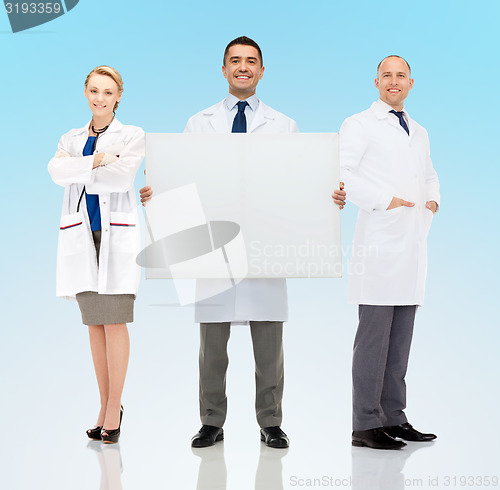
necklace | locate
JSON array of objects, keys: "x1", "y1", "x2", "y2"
[{"x1": 91, "y1": 116, "x2": 114, "y2": 135}]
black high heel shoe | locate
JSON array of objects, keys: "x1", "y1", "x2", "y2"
[
  {"x1": 101, "y1": 406, "x2": 124, "y2": 444},
  {"x1": 86, "y1": 426, "x2": 103, "y2": 440}
]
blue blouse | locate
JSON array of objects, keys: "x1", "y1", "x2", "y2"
[{"x1": 83, "y1": 136, "x2": 101, "y2": 231}]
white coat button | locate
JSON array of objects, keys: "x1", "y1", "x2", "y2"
[
  {"x1": 105, "y1": 228, "x2": 109, "y2": 232},
  {"x1": 103, "y1": 201, "x2": 106, "y2": 205}
]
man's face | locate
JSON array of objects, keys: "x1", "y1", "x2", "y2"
[
  {"x1": 222, "y1": 44, "x2": 264, "y2": 99},
  {"x1": 375, "y1": 57, "x2": 413, "y2": 111}
]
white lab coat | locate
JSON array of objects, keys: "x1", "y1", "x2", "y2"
[
  {"x1": 184, "y1": 99, "x2": 298, "y2": 323},
  {"x1": 48, "y1": 119, "x2": 145, "y2": 299},
  {"x1": 340, "y1": 100, "x2": 440, "y2": 306}
]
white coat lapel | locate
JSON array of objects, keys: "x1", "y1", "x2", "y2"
[
  {"x1": 371, "y1": 100, "x2": 392, "y2": 125},
  {"x1": 387, "y1": 114, "x2": 403, "y2": 132},
  {"x1": 392, "y1": 107, "x2": 414, "y2": 140},
  {"x1": 71, "y1": 122, "x2": 91, "y2": 156},
  {"x1": 371, "y1": 101, "x2": 408, "y2": 135},
  {"x1": 207, "y1": 101, "x2": 229, "y2": 133},
  {"x1": 72, "y1": 118, "x2": 125, "y2": 155},
  {"x1": 249, "y1": 101, "x2": 274, "y2": 133},
  {"x1": 94, "y1": 118, "x2": 124, "y2": 149},
  {"x1": 406, "y1": 114, "x2": 417, "y2": 142}
]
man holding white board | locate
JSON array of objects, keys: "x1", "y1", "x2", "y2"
[{"x1": 141, "y1": 36, "x2": 346, "y2": 448}]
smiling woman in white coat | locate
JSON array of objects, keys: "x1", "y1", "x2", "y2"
[{"x1": 48, "y1": 66, "x2": 145, "y2": 444}]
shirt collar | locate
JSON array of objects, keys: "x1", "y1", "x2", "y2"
[
  {"x1": 376, "y1": 98, "x2": 406, "y2": 114},
  {"x1": 225, "y1": 93, "x2": 260, "y2": 112},
  {"x1": 376, "y1": 98, "x2": 410, "y2": 120}
]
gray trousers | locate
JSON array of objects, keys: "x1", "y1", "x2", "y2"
[
  {"x1": 352, "y1": 305, "x2": 417, "y2": 431},
  {"x1": 199, "y1": 321, "x2": 284, "y2": 428}
]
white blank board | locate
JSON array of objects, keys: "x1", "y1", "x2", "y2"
[{"x1": 145, "y1": 133, "x2": 341, "y2": 279}]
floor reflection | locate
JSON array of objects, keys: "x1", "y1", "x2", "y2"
[
  {"x1": 255, "y1": 444, "x2": 288, "y2": 490},
  {"x1": 351, "y1": 442, "x2": 435, "y2": 490},
  {"x1": 192, "y1": 442, "x2": 289, "y2": 490},
  {"x1": 87, "y1": 441, "x2": 123, "y2": 490},
  {"x1": 192, "y1": 443, "x2": 227, "y2": 490}
]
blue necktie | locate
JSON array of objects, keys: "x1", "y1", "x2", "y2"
[
  {"x1": 389, "y1": 109, "x2": 410, "y2": 135},
  {"x1": 232, "y1": 100, "x2": 249, "y2": 133}
]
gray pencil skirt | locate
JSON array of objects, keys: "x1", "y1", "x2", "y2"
[{"x1": 76, "y1": 230, "x2": 135, "y2": 326}]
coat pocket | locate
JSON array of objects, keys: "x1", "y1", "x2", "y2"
[
  {"x1": 366, "y1": 206, "x2": 408, "y2": 253},
  {"x1": 109, "y1": 211, "x2": 138, "y2": 254},
  {"x1": 371, "y1": 205, "x2": 406, "y2": 231},
  {"x1": 422, "y1": 207, "x2": 434, "y2": 238},
  {"x1": 58, "y1": 212, "x2": 85, "y2": 256}
]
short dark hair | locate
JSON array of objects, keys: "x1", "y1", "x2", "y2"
[
  {"x1": 377, "y1": 55, "x2": 411, "y2": 76},
  {"x1": 223, "y1": 36, "x2": 263, "y2": 66}
]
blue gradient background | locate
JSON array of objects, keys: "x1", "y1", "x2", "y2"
[{"x1": 1, "y1": 1, "x2": 499, "y2": 488}]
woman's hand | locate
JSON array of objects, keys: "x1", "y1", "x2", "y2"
[
  {"x1": 92, "y1": 153, "x2": 119, "y2": 169},
  {"x1": 93, "y1": 153, "x2": 105, "y2": 169},
  {"x1": 55, "y1": 149, "x2": 71, "y2": 158}
]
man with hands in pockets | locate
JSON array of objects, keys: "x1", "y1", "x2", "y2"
[
  {"x1": 340, "y1": 55, "x2": 440, "y2": 450},
  {"x1": 141, "y1": 36, "x2": 346, "y2": 449}
]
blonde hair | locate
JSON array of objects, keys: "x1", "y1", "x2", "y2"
[{"x1": 85, "y1": 65, "x2": 124, "y2": 112}]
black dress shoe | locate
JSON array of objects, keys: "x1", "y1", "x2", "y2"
[
  {"x1": 191, "y1": 425, "x2": 224, "y2": 448},
  {"x1": 384, "y1": 423, "x2": 437, "y2": 442},
  {"x1": 260, "y1": 426, "x2": 289, "y2": 448},
  {"x1": 352, "y1": 428, "x2": 406, "y2": 450}
]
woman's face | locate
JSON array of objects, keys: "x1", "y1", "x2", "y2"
[{"x1": 84, "y1": 74, "x2": 121, "y2": 120}]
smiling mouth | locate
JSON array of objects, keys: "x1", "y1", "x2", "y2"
[
  {"x1": 235, "y1": 75, "x2": 251, "y2": 80},
  {"x1": 94, "y1": 104, "x2": 106, "y2": 108},
  {"x1": 388, "y1": 89, "x2": 400, "y2": 94}
]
